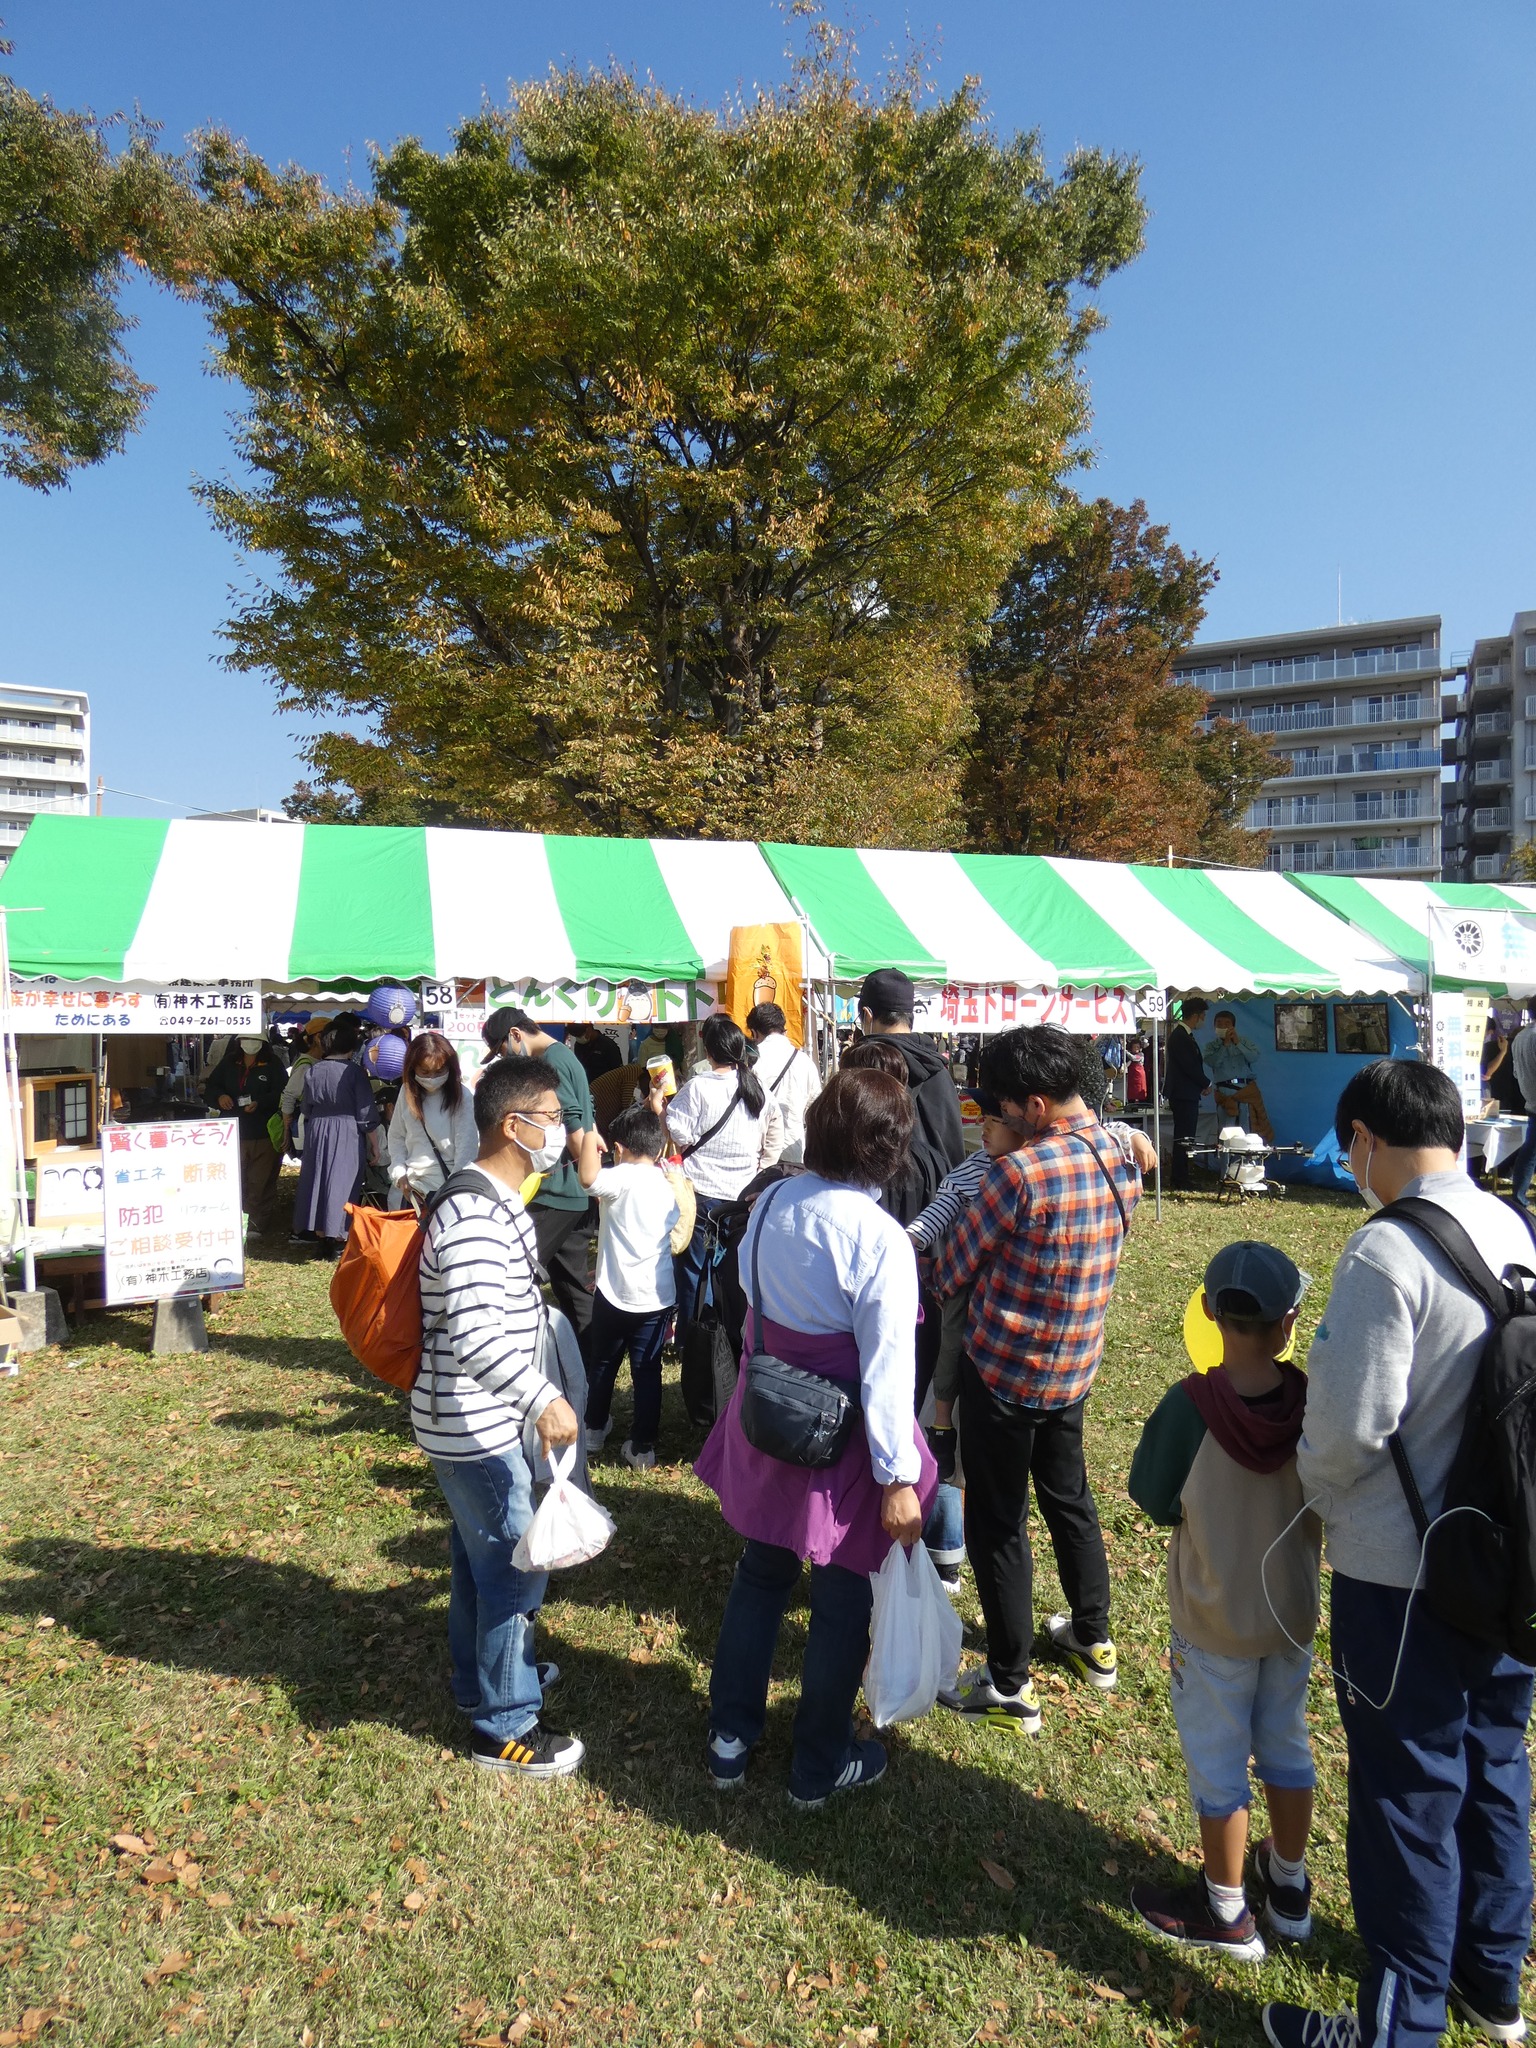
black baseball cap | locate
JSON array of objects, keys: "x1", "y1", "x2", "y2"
[
  {"x1": 858, "y1": 968, "x2": 916, "y2": 1018},
  {"x1": 1203, "y1": 1241, "x2": 1305, "y2": 1322}
]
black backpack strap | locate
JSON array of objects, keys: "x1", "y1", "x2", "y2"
[
  {"x1": 1371, "y1": 1196, "x2": 1510, "y2": 1322},
  {"x1": 678, "y1": 1084, "x2": 744, "y2": 1162},
  {"x1": 748, "y1": 1180, "x2": 788, "y2": 1350}
]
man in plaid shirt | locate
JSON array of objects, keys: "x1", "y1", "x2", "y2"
[{"x1": 934, "y1": 1025, "x2": 1141, "y2": 1736}]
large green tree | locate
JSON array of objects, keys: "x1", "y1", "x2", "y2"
[
  {"x1": 0, "y1": 56, "x2": 182, "y2": 489},
  {"x1": 962, "y1": 496, "x2": 1274, "y2": 864},
  {"x1": 191, "y1": 33, "x2": 1144, "y2": 842}
]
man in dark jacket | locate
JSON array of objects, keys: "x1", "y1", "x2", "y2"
[
  {"x1": 856, "y1": 968, "x2": 965, "y2": 1226},
  {"x1": 1164, "y1": 997, "x2": 1212, "y2": 1192},
  {"x1": 204, "y1": 1034, "x2": 288, "y2": 1237}
]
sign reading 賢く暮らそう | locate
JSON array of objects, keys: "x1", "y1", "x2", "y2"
[{"x1": 102, "y1": 1119, "x2": 245, "y2": 1303}]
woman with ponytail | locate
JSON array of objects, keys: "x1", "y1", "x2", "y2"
[{"x1": 657, "y1": 1012, "x2": 783, "y2": 1328}]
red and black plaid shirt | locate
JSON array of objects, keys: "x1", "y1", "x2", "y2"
[{"x1": 931, "y1": 1111, "x2": 1140, "y2": 1409}]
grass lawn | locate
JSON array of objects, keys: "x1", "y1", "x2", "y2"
[{"x1": 0, "y1": 1180, "x2": 1457, "y2": 2047}]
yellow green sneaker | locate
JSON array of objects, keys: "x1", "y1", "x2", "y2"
[
  {"x1": 937, "y1": 1664, "x2": 1042, "y2": 1735},
  {"x1": 1046, "y1": 1612, "x2": 1118, "y2": 1690}
]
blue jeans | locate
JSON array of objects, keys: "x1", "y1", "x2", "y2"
[
  {"x1": 429, "y1": 1448, "x2": 548, "y2": 1744},
  {"x1": 1508, "y1": 1115, "x2": 1536, "y2": 1206},
  {"x1": 922, "y1": 1482, "x2": 965, "y2": 1572},
  {"x1": 673, "y1": 1194, "x2": 730, "y2": 1332},
  {"x1": 1332, "y1": 1572, "x2": 1534, "y2": 2048},
  {"x1": 709, "y1": 1538, "x2": 874, "y2": 1800},
  {"x1": 583, "y1": 1289, "x2": 671, "y2": 1448}
]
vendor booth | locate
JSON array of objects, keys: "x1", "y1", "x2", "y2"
[{"x1": 5, "y1": 815, "x2": 1536, "y2": 1299}]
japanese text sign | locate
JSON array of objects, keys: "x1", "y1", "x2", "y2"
[
  {"x1": 102, "y1": 1119, "x2": 245, "y2": 1303},
  {"x1": 10, "y1": 979, "x2": 260, "y2": 1035}
]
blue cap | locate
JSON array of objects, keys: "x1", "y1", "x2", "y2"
[{"x1": 1203, "y1": 1241, "x2": 1305, "y2": 1322}]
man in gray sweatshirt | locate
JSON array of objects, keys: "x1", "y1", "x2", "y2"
[{"x1": 1263, "y1": 1060, "x2": 1535, "y2": 2048}]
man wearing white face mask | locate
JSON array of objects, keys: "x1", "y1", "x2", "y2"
[
  {"x1": 1268, "y1": 1060, "x2": 1536, "y2": 2048},
  {"x1": 203, "y1": 1030, "x2": 287, "y2": 1239},
  {"x1": 414, "y1": 1055, "x2": 599, "y2": 1778}
]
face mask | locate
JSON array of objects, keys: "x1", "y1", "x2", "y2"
[
  {"x1": 515, "y1": 1116, "x2": 566, "y2": 1172},
  {"x1": 417, "y1": 1071, "x2": 448, "y2": 1093},
  {"x1": 1355, "y1": 1133, "x2": 1384, "y2": 1212},
  {"x1": 239, "y1": 1038, "x2": 264, "y2": 1055}
]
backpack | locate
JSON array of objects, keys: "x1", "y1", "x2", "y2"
[
  {"x1": 329, "y1": 1168, "x2": 496, "y2": 1392},
  {"x1": 679, "y1": 1214, "x2": 741, "y2": 1429},
  {"x1": 1371, "y1": 1195, "x2": 1536, "y2": 1664}
]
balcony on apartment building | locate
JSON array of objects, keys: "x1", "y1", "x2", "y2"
[
  {"x1": 1202, "y1": 694, "x2": 1430, "y2": 741},
  {"x1": 1184, "y1": 646, "x2": 1442, "y2": 696},
  {"x1": 1248, "y1": 793, "x2": 1422, "y2": 830},
  {"x1": 1264, "y1": 839, "x2": 1432, "y2": 875},
  {"x1": 1470, "y1": 756, "x2": 1514, "y2": 788},
  {"x1": 1275, "y1": 744, "x2": 1439, "y2": 781},
  {"x1": 1468, "y1": 662, "x2": 1512, "y2": 702},
  {"x1": 1474, "y1": 855, "x2": 1510, "y2": 880}
]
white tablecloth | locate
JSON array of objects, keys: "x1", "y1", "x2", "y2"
[{"x1": 1467, "y1": 1116, "x2": 1529, "y2": 1172}]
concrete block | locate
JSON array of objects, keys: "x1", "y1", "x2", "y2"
[
  {"x1": 150, "y1": 1294, "x2": 208, "y2": 1355},
  {"x1": 14, "y1": 1288, "x2": 68, "y2": 1353}
]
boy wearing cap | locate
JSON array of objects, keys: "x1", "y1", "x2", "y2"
[{"x1": 1127, "y1": 1241, "x2": 1320, "y2": 1962}]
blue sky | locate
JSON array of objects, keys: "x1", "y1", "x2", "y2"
[{"x1": 1, "y1": 1, "x2": 1531, "y2": 818}]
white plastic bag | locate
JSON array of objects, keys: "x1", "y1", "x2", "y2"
[
  {"x1": 511, "y1": 1444, "x2": 616, "y2": 1572},
  {"x1": 863, "y1": 1540, "x2": 964, "y2": 1727}
]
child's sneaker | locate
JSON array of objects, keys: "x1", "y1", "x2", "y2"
[
  {"x1": 1131, "y1": 1876, "x2": 1266, "y2": 1962},
  {"x1": 470, "y1": 1726, "x2": 585, "y2": 1778},
  {"x1": 924, "y1": 1423, "x2": 958, "y2": 1482},
  {"x1": 1045, "y1": 1612, "x2": 1118, "y2": 1690},
  {"x1": 620, "y1": 1440, "x2": 656, "y2": 1471},
  {"x1": 787, "y1": 1738, "x2": 887, "y2": 1811},
  {"x1": 1262, "y1": 2004, "x2": 1360, "y2": 2048},
  {"x1": 937, "y1": 1663, "x2": 1041, "y2": 1735},
  {"x1": 584, "y1": 1421, "x2": 612, "y2": 1454},
  {"x1": 706, "y1": 1730, "x2": 750, "y2": 1792},
  {"x1": 1252, "y1": 1837, "x2": 1313, "y2": 1942}
]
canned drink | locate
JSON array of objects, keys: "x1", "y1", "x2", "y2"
[{"x1": 646, "y1": 1054, "x2": 677, "y2": 1098}]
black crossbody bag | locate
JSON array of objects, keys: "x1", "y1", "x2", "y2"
[{"x1": 737, "y1": 1182, "x2": 861, "y2": 1468}]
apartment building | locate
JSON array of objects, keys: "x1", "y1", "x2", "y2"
[
  {"x1": 1441, "y1": 610, "x2": 1536, "y2": 881},
  {"x1": 1174, "y1": 617, "x2": 1450, "y2": 877},
  {"x1": 0, "y1": 683, "x2": 90, "y2": 864}
]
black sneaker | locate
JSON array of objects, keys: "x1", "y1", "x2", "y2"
[
  {"x1": 787, "y1": 1738, "x2": 886, "y2": 1811},
  {"x1": 1450, "y1": 1978, "x2": 1528, "y2": 2043},
  {"x1": 470, "y1": 1726, "x2": 584, "y2": 1778},
  {"x1": 938, "y1": 1663, "x2": 1042, "y2": 1735},
  {"x1": 1252, "y1": 1837, "x2": 1313, "y2": 1941},
  {"x1": 1262, "y1": 2004, "x2": 1360, "y2": 2048},
  {"x1": 536, "y1": 1660, "x2": 561, "y2": 1695},
  {"x1": 1131, "y1": 1877, "x2": 1265, "y2": 1963},
  {"x1": 925, "y1": 1424, "x2": 958, "y2": 1483}
]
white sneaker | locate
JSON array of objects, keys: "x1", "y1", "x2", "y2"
[
  {"x1": 620, "y1": 1440, "x2": 656, "y2": 1471},
  {"x1": 584, "y1": 1423, "x2": 612, "y2": 1454},
  {"x1": 938, "y1": 1662, "x2": 1042, "y2": 1735}
]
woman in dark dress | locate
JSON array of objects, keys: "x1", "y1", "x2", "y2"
[{"x1": 293, "y1": 1017, "x2": 380, "y2": 1256}]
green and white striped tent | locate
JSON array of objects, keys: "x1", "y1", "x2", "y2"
[
  {"x1": 1291, "y1": 874, "x2": 1536, "y2": 992},
  {"x1": 0, "y1": 815, "x2": 1429, "y2": 998}
]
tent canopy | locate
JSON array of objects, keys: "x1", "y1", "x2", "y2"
[
  {"x1": 0, "y1": 814, "x2": 1431, "y2": 998},
  {"x1": 1291, "y1": 875, "x2": 1536, "y2": 991}
]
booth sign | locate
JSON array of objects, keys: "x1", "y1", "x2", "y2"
[
  {"x1": 912, "y1": 985, "x2": 1143, "y2": 1035},
  {"x1": 492, "y1": 978, "x2": 718, "y2": 1025},
  {"x1": 102, "y1": 1119, "x2": 245, "y2": 1302},
  {"x1": 10, "y1": 980, "x2": 260, "y2": 1034}
]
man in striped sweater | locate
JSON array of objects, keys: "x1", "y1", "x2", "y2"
[{"x1": 415, "y1": 1056, "x2": 597, "y2": 1778}]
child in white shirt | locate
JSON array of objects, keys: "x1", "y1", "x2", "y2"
[{"x1": 580, "y1": 1103, "x2": 682, "y2": 1472}]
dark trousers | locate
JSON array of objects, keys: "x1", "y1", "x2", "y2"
[
  {"x1": 1167, "y1": 1095, "x2": 1200, "y2": 1188},
  {"x1": 1332, "y1": 1572, "x2": 1534, "y2": 2048},
  {"x1": 957, "y1": 1352, "x2": 1111, "y2": 1691},
  {"x1": 582, "y1": 1289, "x2": 671, "y2": 1448},
  {"x1": 672, "y1": 1194, "x2": 730, "y2": 1332},
  {"x1": 239, "y1": 1135, "x2": 281, "y2": 1235},
  {"x1": 708, "y1": 1538, "x2": 873, "y2": 1799},
  {"x1": 1507, "y1": 1115, "x2": 1536, "y2": 1206},
  {"x1": 531, "y1": 1202, "x2": 595, "y2": 1335}
]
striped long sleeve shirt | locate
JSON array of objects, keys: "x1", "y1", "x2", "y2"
[{"x1": 410, "y1": 1174, "x2": 558, "y2": 1462}]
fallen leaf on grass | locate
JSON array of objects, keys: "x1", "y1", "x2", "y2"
[
  {"x1": 203, "y1": 1892, "x2": 233, "y2": 1909},
  {"x1": 1090, "y1": 1982, "x2": 1126, "y2": 2002},
  {"x1": 141, "y1": 1859, "x2": 178, "y2": 1886},
  {"x1": 266, "y1": 1911, "x2": 298, "y2": 1929},
  {"x1": 1170, "y1": 1983, "x2": 1193, "y2": 2019},
  {"x1": 402, "y1": 1891, "x2": 426, "y2": 1914},
  {"x1": 109, "y1": 1833, "x2": 149, "y2": 1856},
  {"x1": 978, "y1": 1857, "x2": 1016, "y2": 1892},
  {"x1": 1101, "y1": 1859, "x2": 1120, "y2": 1876},
  {"x1": 143, "y1": 1951, "x2": 192, "y2": 1985}
]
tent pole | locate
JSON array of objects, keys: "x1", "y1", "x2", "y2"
[
  {"x1": 1150, "y1": 1000, "x2": 1163, "y2": 1224},
  {"x1": 0, "y1": 911, "x2": 35, "y2": 1293}
]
